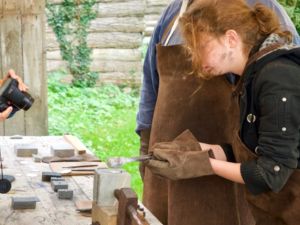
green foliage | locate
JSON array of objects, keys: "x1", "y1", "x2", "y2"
[
  {"x1": 280, "y1": 0, "x2": 300, "y2": 33},
  {"x1": 46, "y1": 0, "x2": 98, "y2": 87},
  {"x1": 48, "y1": 71, "x2": 143, "y2": 198}
]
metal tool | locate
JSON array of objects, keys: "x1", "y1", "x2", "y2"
[
  {"x1": 106, "y1": 155, "x2": 152, "y2": 168},
  {"x1": 62, "y1": 164, "x2": 99, "y2": 169}
]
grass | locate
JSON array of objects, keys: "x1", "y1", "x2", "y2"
[{"x1": 47, "y1": 71, "x2": 143, "y2": 198}]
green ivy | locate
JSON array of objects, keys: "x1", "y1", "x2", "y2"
[
  {"x1": 280, "y1": 0, "x2": 300, "y2": 33},
  {"x1": 46, "y1": 0, "x2": 98, "y2": 87}
]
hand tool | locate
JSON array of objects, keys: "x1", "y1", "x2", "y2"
[
  {"x1": 106, "y1": 155, "x2": 152, "y2": 168},
  {"x1": 62, "y1": 164, "x2": 99, "y2": 168}
]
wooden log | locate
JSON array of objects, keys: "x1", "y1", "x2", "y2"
[
  {"x1": 145, "y1": 5, "x2": 167, "y2": 15},
  {"x1": 96, "y1": 72, "x2": 141, "y2": 84},
  {"x1": 46, "y1": 50, "x2": 62, "y2": 60},
  {"x1": 48, "y1": 32, "x2": 142, "y2": 50},
  {"x1": 47, "y1": 48, "x2": 142, "y2": 62},
  {"x1": 87, "y1": 32, "x2": 142, "y2": 49},
  {"x1": 89, "y1": 17, "x2": 144, "y2": 33},
  {"x1": 146, "y1": 0, "x2": 171, "y2": 6},
  {"x1": 91, "y1": 60, "x2": 142, "y2": 73},
  {"x1": 46, "y1": 32, "x2": 59, "y2": 51},
  {"x1": 96, "y1": 1, "x2": 145, "y2": 18},
  {"x1": 46, "y1": 60, "x2": 67, "y2": 72},
  {"x1": 92, "y1": 48, "x2": 141, "y2": 61}
]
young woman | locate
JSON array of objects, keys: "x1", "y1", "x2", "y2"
[{"x1": 147, "y1": 0, "x2": 300, "y2": 224}]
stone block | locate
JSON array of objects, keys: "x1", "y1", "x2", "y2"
[
  {"x1": 51, "y1": 180, "x2": 68, "y2": 192},
  {"x1": 12, "y1": 197, "x2": 39, "y2": 209},
  {"x1": 42, "y1": 171, "x2": 62, "y2": 182},
  {"x1": 93, "y1": 168, "x2": 130, "y2": 207},
  {"x1": 14, "y1": 143, "x2": 38, "y2": 157},
  {"x1": 51, "y1": 142, "x2": 75, "y2": 158},
  {"x1": 57, "y1": 189, "x2": 73, "y2": 199}
]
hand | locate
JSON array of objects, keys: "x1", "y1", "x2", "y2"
[
  {"x1": 2, "y1": 69, "x2": 28, "y2": 92},
  {"x1": 139, "y1": 129, "x2": 151, "y2": 180},
  {"x1": 151, "y1": 141, "x2": 201, "y2": 152},
  {"x1": 0, "y1": 106, "x2": 13, "y2": 121},
  {"x1": 151, "y1": 129, "x2": 202, "y2": 153},
  {"x1": 146, "y1": 148, "x2": 215, "y2": 180}
]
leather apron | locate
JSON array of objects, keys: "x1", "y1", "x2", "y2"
[
  {"x1": 142, "y1": 44, "x2": 255, "y2": 225},
  {"x1": 232, "y1": 130, "x2": 300, "y2": 225}
]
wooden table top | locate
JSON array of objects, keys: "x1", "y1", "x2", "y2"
[{"x1": 0, "y1": 136, "x2": 95, "y2": 225}]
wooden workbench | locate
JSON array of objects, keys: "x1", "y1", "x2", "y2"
[{"x1": 0, "y1": 136, "x2": 95, "y2": 225}]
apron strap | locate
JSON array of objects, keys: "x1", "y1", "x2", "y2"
[{"x1": 163, "y1": 0, "x2": 189, "y2": 46}]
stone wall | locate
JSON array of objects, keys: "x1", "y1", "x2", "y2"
[{"x1": 46, "y1": 0, "x2": 171, "y2": 84}]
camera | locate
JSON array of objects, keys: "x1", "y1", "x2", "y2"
[{"x1": 0, "y1": 78, "x2": 34, "y2": 113}]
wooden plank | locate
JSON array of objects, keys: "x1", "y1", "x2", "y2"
[
  {"x1": 89, "y1": 17, "x2": 144, "y2": 33},
  {"x1": 63, "y1": 135, "x2": 88, "y2": 154},
  {"x1": 0, "y1": 14, "x2": 25, "y2": 135},
  {"x1": 22, "y1": 14, "x2": 47, "y2": 135}
]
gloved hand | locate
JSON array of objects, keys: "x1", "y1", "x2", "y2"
[
  {"x1": 151, "y1": 129, "x2": 202, "y2": 152},
  {"x1": 139, "y1": 129, "x2": 151, "y2": 180},
  {"x1": 146, "y1": 148, "x2": 215, "y2": 180}
]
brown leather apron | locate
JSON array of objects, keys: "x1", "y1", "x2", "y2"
[
  {"x1": 232, "y1": 130, "x2": 300, "y2": 225},
  {"x1": 142, "y1": 44, "x2": 255, "y2": 225}
]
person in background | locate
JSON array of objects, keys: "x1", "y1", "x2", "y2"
[
  {"x1": 136, "y1": 0, "x2": 300, "y2": 224},
  {"x1": 0, "y1": 69, "x2": 28, "y2": 121},
  {"x1": 147, "y1": 0, "x2": 300, "y2": 224}
]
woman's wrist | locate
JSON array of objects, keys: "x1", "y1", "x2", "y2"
[{"x1": 199, "y1": 143, "x2": 227, "y2": 161}]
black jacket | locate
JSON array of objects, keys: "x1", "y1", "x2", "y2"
[{"x1": 237, "y1": 46, "x2": 300, "y2": 195}]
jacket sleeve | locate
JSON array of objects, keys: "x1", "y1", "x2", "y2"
[
  {"x1": 241, "y1": 58, "x2": 300, "y2": 194},
  {"x1": 136, "y1": 0, "x2": 181, "y2": 134}
]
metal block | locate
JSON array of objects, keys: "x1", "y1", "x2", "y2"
[
  {"x1": 57, "y1": 189, "x2": 73, "y2": 199},
  {"x1": 12, "y1": 197, "x2": 39, "y2": 210},
  {"x1": 51, "y1": 180, "x2": 68, "y2": 192},
  {"x1": 50, "y1": 177, "x2": 65, "y2": 182},
  {"x1": 42, "y1": 171, "x2": 61, "y2": 182}
]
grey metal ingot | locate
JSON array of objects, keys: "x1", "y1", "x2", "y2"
[
  {"x1": 14, "y1": 143, "x2": 38, "y2": 157},
  {"x1": 12, "y1": 197, "x2": 40, "y2": 209},
  {"x1": 51, "y1": 180, "x2": 68, "y2": 192},
  {"x1": 93, "y1": 168, "x2": 131, "y2": 207},
  {"x1": 58, "y1": 189, "x2": 73, "y2": 199}
]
